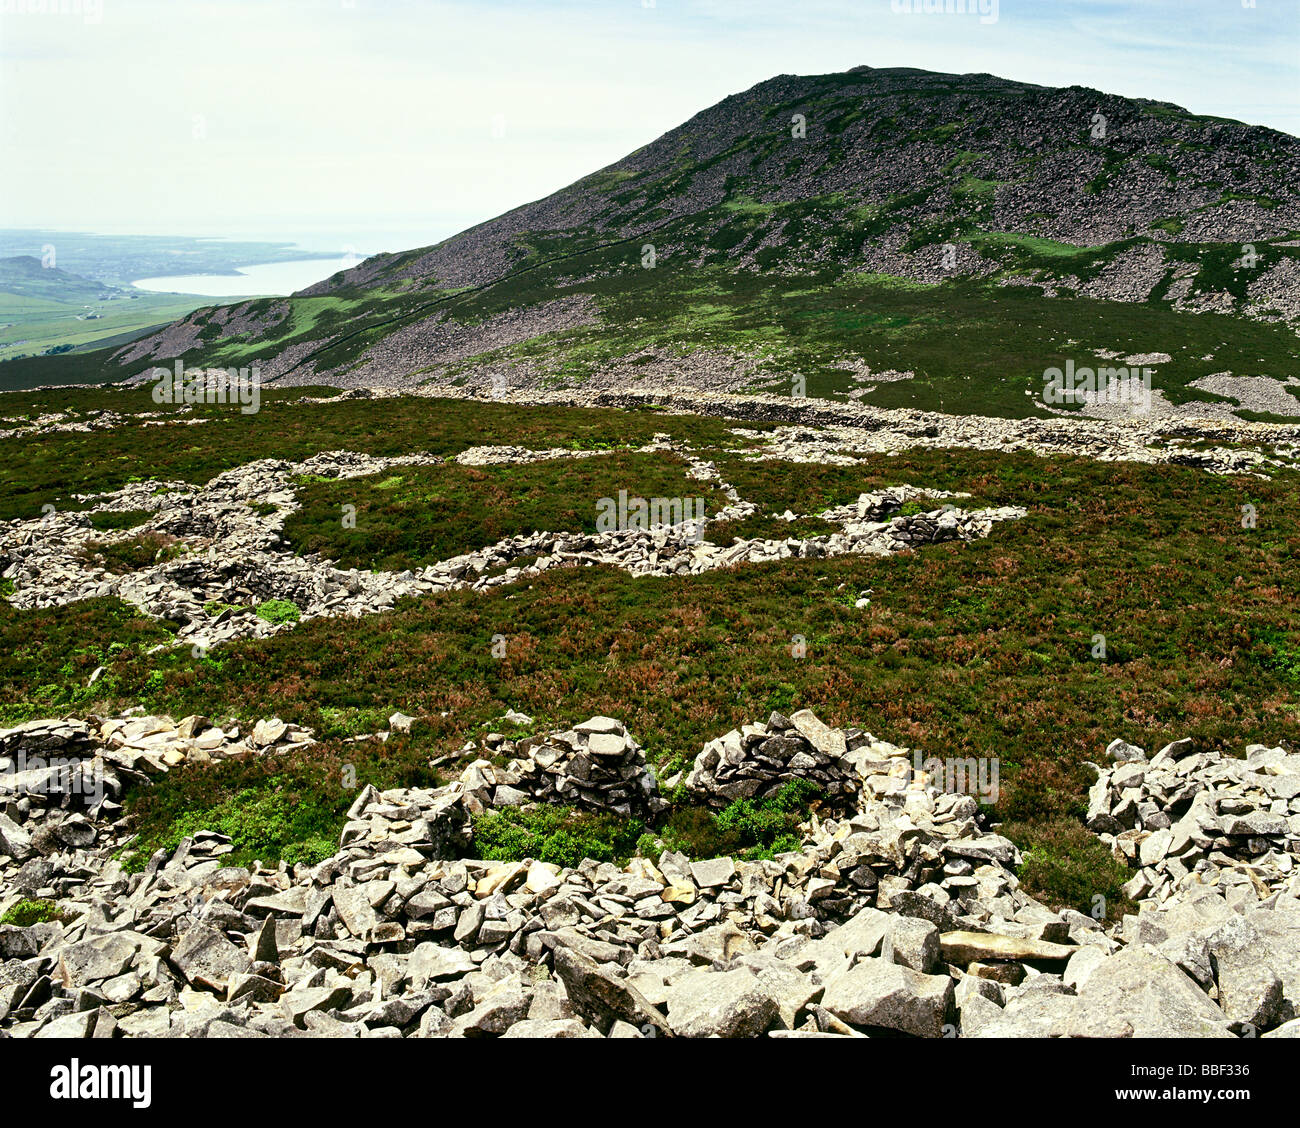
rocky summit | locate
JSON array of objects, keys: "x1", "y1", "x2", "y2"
[
  {"x1": 106, "y1": 67, "x2": 1300, "y2": 403},
  {"x1": 2, "y1": 709, "x2": 1297, "y2": 1039},
  {"x1": 16, "y1": 64, "x2": 1281, "y2": 428}
]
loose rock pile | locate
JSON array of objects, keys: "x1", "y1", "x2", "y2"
[
  {"x1": 335, "y1": 718, "x2": 667, "y2": 864},
  {"x1": 0, "y1": 714, "x2": 312, "y2": 869},
  {"x1": 0, "y1": 450, "x2": 448, "y2": 651},
  {"x1": 1088, "y1": 736, "x2": 1300, "y2": 906},
  {"x1": 686, "y1": 709, "x2": 876, "y2": 810},
  {"x1": 0, "y1": 438, "x2": 1023, "y2": 651},
  {"x1": 583, "y1": 387, "x2": 1298, "y2": 475},
  {"x1": 819, "y1": 485, "x2": 963, "y2": 522},
  {"x1": 3, "y1": 711, "x2": 1298, "y2": 1038},
  {"x1": 485, "y1": 717, "x2": 664, "y2": 819}
]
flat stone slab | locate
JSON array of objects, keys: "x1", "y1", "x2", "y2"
[{"x1": 939, "y1": 931, "x2": 1077, "y2": 965}]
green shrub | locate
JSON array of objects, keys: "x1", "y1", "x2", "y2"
[
  {"x1": 707, "y1": 513, "x2": 838, "y2": 545},
  {"x1": 743, "y1": 832, "x2": 804, "y2": 861},
  {"x1": 255, "y1": 599, "x2": 300, "y2": 625},
  {"x1": 1003, "y1": 817, "x2": 1135, "y2": 917},
  {"x1": 279, "y1": 835, "x2": 338, "y2": 868},
  {"x1": 315, "y1": 705, "x2": 389, "y2": 739},
  {"x1": 123, "y1": 776, "x2": 338, "y2": 870},
  {"x1": 0, "y1": 898, "x2": 69, "y2": 926},
  {"x1": 471, "y1": 806, "x2": 644, "y2": 868},
  {"x1": 121, "y1": 732, "x2": 443, "y2": 871},
  {"x1": 282, "y1": 452, "x2": 733, "y2": 572},
  {"x1": 635, "y1": 831, "x2": 662, "y2": 858},
  {"x1": 79, "y1": 533, "x2": 186, "y2": 574},
  {"x1": 659, "y1": 779, "x2": 819, "y2": 861},
  {"x1": 88, "y1": 509, "x2": 150, "y2": 531},
  {"x1": 1258, "y1": 629, "x2": 1300, "y2": 687}
]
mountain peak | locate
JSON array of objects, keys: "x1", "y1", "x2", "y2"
[{"x1": 108, "y1": 66, "x2": 1300, "y2": 421}]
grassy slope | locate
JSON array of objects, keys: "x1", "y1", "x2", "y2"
[
  {"x1": 128, "y1": 181, "x2": 1299, "y2": 418},
  {"x1": 0, "y1": 390, "x2": 756, "y2": 521},
  {"x1": 146, "y1": 243, "x2": 1300, "y2": 421},
  {"x1": 416, "y1": 260, "x2": 1300, "y2": 417},
  {"x1": 284, "y1": 452, "x2": 734, "y2": 571}
]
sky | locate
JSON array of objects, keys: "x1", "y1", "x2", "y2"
[{"x1": 1, "y1": 0, "x2": 1297, "y2": 256}]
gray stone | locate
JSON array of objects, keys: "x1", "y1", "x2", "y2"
[
  {"x1": 881, "y1": 916, "x2": 940, "y2": 974},
  {"x1": 281, "y1": 984, "x2": 352, "y2": 1028},
  {"x1": 689, "y1": 856, "x2": 737, "y2": 889},
  {"x1": 550, "y1": 945, "x2": 672, "y2": 1037},
  {"x1": 58, "y1": 933, "x2": 141, "y2": 987},
  {"x1": 0, "y1": 812, "x2": 35, "y2": 861},
  {"x1": 501, "y1": 1018, "x2": 593, "y2": 1038},
  {"x1": 35, "y1": 1010, "x2": 98, "y2": 1038},
  {"x1": 1216, "y1": 959, "x2": 1284, "y2": 1030},
  {"x1": 664, "y1": 968, "x2": 780, "y2": 1038},
  {"x1": 789, "y1": 710, "x2": 847, "y2": 758},
  {"x1": 1106, "y1": 739, "x2": 1147, "y2": 763},
  {"x1": 661, "y1": 920, "x2": 754, "y2": 966},
  {"x1": 970, "y1": 947, "x2": 1233, "y2": 1038},
  {"x1": 451, "y1": 981, "x2": 532, "y2": 1037},
  {"x1": 957, "y1": 990, "x2": 1005, "y2": 1036},
  {"x1": 409, "y1": 943, "x2": 476, "y2": 988},
  {"x1": 170, "y1": 923, "x2": 251, "y2": 992},
  {"x1": 822, "y1": 957, "x2": 955, "y2": 1037},
  {"x1": 939, "y1": 931, "x2": 1076, "y2": 966},
  {"x1": 331, "y1": 885, "x2": 381, "y2": 940},
  {"x1": 1063, "y1": 945, "x2": 1108, "y2": 992}
]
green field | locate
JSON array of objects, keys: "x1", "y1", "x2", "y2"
[
  {"x1": 284, "y1": 451, "x2": 735, "y2": 571},
  {"x1": 0, "y1": 290, "x2": 218, "y2": 364}
]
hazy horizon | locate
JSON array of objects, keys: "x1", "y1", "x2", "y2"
[{"x1": 2, "y1": 0, "x2": 1297, "y2": 254}]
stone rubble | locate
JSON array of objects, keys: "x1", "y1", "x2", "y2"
[
  {"x1": 562, "y1": 386, "x2": 1300, "y2": 477},
  {"x1": 263, "y1": 384, "x2": 1300, "y2": 476},
  {"x1": 0, "y1": 713, "x2": 313, "y2": 866},
  {"x1": 3, "y1": 708, "x2": 1297, "y2": 1038},
  {"x1": 14, "y1": 380, "x2": 1300, "y2": 475},
  {"x1": 686, "y1": 709, "x2": 881, "y2": 811},
  {"x1": 1087, "y1": 736, "x2": 1300, "y2": 907},
  {"x1": 0, "y1": 440, "x2": 1021, "y2": 651},
  {"x1": 0, "y1": 407, "x2": 212, "y2": 444},
  {"x1": 454, "y1": 717, "x2": 665, "y2": 820}
]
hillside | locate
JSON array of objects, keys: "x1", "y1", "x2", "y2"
[
  {"x1": 0, "y1": 255, "x2": 218, "y2": 369},
  {"x1": 107, "y1": 66, "x2": 1300, "y2": 420},
  {"x1": 5, "y1": 64, "x2": 1300, "y2": 1050},
  {"x1": 0, "y1": 255, "x2": 123, "y2": 305}
]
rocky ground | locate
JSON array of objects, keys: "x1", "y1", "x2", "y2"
[
  {"x1": 0, "y1": 417, "x2": 1024, "y2": 653},
  {"x1": 2, "y1": 708, "x2": 1296, "y2": 1039},
  {"x1": 6, "y1": 379, "x2": 1293, "y2": 665},
  {"x1": 5, "y1": 385, "x2": 1299, "y2": 1040},
  {"x1": 270, "y1": 382, "x2": 1300, "y2": 471}
]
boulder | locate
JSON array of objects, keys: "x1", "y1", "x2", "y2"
[
  {"x1": 170, "y1": 923, "x2": 251, "y2": 992},
  {"x1": 550, "y1": 946, "x2": 672, "y2": 1037},
  {"x1": 664, "y1": 968, "x2": 780, "y2": 1038},
  {"x1": 822, "y1": 957, "x2": 955, "y2": 1037}
]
